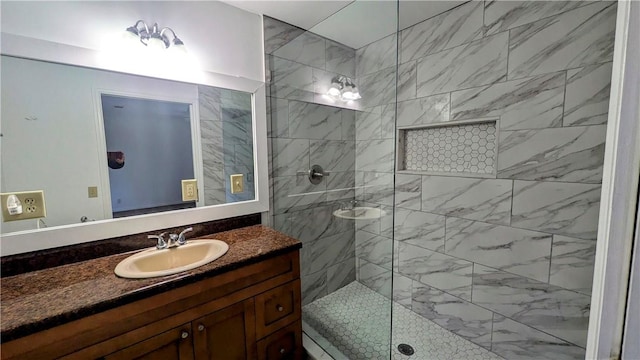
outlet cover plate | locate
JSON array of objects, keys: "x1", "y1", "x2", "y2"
[
  {"x1": 230, "y1": 174, "x2": 244, "y2": 194},
  {"x1": 1, "y1": 190, "x2": 47, "y2": 222},
  {"x1": 181, "y1": 179, "x2": 198, "y2": 201}
]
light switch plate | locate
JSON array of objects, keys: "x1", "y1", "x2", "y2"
[
  {"x1": 181, "y1": 179, "x2": 198, "y2": 201},
  {"x1": 88, "y1": 186, "x2": 98, "y2": 198},
  {"x1": 1, "y1": 190, "x2": 47, "y2": 222},
  {"x1": 230, "y1": 174, "x2": 244, "y2": 194}
]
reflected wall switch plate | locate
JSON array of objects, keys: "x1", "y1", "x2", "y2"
[
  {"x1": 88, "y1": 186, "x2": 98, "y2": 198},
  {"x1": 181, "y1": 179, "x2": 198, "y2": 201},
  {"x1": 0, "y1": 190, "x2": 46, "y2": 222},
  {"x1": 230, "y1": 174, "x2": 244, "y2": 194}
]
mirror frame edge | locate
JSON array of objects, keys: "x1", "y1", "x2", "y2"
[{"x1": 0, "y1": 33, "x2": 269, "y2": 256}]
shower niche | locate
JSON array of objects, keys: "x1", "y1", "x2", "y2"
[{"x1": 397, "y1": 119, "x2": 499, "y2": 178}]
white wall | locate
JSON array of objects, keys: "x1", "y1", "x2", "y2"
[
  {"x1": 0, "y1": 1, "x2": 264, "y2": 83},
  {"x1": 0, "y1": 56, "x2": 198, "y2": 233}
]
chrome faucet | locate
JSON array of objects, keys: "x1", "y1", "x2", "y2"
[
  {"x1": 148, "y1": 232, "x2": 168, "y2": 250},
  {"x1": 148, "y1": 227, "x2": 192, "y2": 250}
]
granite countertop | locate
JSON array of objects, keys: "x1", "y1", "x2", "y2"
[{"x1": 0, "y1": 225, "x2": 301, "y2": 342}]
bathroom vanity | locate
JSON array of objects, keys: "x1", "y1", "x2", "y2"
[{"x1": 0, "y1": 225, "x2": 302, "y2": 360}]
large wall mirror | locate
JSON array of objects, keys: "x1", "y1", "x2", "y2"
[{"x1": 0, "y1": 36, "x2": 268, "y2": 256}]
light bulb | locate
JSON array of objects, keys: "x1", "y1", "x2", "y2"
[{"x1": 327, "y1": 86, "x2": 341, "y2": 97}]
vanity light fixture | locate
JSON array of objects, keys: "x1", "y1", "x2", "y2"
[
  {"x1": 124, "y1": 20, "x2": 187, "y2": 54},
  {"x1": 327, "y1": 75, "x2": 362, "y2": 101}
]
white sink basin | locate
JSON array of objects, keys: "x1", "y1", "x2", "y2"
[
  {"x1": 333, "y1": 207, "x2": 386, "y2": 220},
  {"x1": 114, "y1": 239, "x2": 229, "y2": 279}
]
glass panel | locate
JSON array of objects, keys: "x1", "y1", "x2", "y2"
[
  {"x1": 393, "y1": 1, "x2": 615, "y2": 359},
  {"x1": 264, "y1": 1, "x2": 399, "y2": 358}
]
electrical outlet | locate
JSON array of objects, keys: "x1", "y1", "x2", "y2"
[
  {"x1": 181, "y1": 179, "x2": 198, "y2": 201},
  {"x1": 88, "y1": 186, "x2": 98, "y2": 198},
  {"x1": 230, "y1": 174, "x2": 244, "y2": 194},
  {"x1": 0, "y1": 190, "x2": 47, "y2": 222}
]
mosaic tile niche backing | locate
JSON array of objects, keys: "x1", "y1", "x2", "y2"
[{"x1": 400, "y1": 121, "x2": 497, "y2": 175}]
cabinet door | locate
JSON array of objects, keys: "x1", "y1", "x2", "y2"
[
  {"x1": 103, "y1": 324, "x2": 194, "y2": 360},
  {"x1": 193, "y1": 299, "x2": 256, "y2": 360},
  {"x1": 257, "y1": 321, "x2": 303, "y2": 360}
]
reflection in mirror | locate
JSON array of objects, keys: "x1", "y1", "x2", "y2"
[
  {"x1": 102, "y1": 95, "x2": 196, "y2": 217},
  {"x1": 0, "y1": 55, "x2": 255, "y2": 235}
]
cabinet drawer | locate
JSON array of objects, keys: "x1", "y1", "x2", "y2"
[
  {"x1": 257, "y1": 321, "x2": 302, "y2": 360},
  {"x1": 255, "y1": 279, "x2": 301, "y2": 339}
]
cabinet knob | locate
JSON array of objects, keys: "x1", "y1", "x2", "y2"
[
  {"x1": 198, "y1": 324, "x2": 205, "y2": 332},
  {"x1": 181, "y1": 331, "x2": 189, "y2": 339},
  {"x1": 280, "y1": 348, "x2": 286, "y2": 354},
  {"x1": 277, "y1": 305, "x2": 284, "y2": 312}
]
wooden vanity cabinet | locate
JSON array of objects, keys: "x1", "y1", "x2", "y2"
[{"x1": 1, "y1": 250, "x2": 302, "y2": 360}]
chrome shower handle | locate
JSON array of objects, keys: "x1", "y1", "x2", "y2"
[{"x1": 308, "y1": 164, "x2": 329, "y2": 184}]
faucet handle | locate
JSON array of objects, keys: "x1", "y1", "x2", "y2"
[
  {"x1": 149, "y1": 232, "x2": 167, "y2": 249},
  {"x1": 178, "y1": 227, "x2": 193, "y2": 245}
]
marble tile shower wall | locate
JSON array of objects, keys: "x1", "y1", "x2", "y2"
[
  {"x1": 263, "y1": 16, "x2": 359, "y2": 305},
  {"x1": 198, "y1": 86, "x2": 255, "y2": 205},
  {"x1": 374, "y1": 2, "x2": 615, "y2": 359}
]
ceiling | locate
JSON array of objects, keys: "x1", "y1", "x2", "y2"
[{"x1": 224, "y1": 0, "x2": 466, "y2": 49}]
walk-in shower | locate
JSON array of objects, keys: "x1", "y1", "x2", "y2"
[{"x1": 265, "y1": 1, "x2": 616, "y2": 359}]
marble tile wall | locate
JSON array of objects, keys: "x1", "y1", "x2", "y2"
[
  {"x1": 263, "y1": 16, "x2": 359, "y2": 305},
  {"x1": 385, "y1": 1, "x2": 613, "y2": 359},
  {"x1": 198, "y1": 86, "x2": 255, "y2": 205}
]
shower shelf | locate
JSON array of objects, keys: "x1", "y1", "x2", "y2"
[{"x1": 396, "y1": 119, "x2": 498, "y2": 178}]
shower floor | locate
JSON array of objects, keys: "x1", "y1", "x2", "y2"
[{"x1": 303, "y1": 282, "x2": 503, "y2": 360}]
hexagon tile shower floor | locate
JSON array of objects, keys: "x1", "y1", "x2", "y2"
[{"x1": 303, "y1": 282, "x2": 503, "y2": 360}]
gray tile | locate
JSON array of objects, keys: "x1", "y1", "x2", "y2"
[
  {"x1": 491, "y1": 315, "x2": 586, "y2": 360},
  {"x1": 356, "y1": 140, "x2": 395, "y2": 173},
  {"x1": 327, "y1": 257, "x2": 356, "y2": 293},
  {"x1": 326, "y1": 40, "x2": 356, "y2": 78},
  {"x1": 398, "y1": 242, "x2": 473, "y2": 300},
  {"x1": 473, "y1": 265, "x2": 591, "y2": 347},
  {"x1": 396, "y1": 94, "x2": 450, "y2": 128},
  {"x1": 357, "y1": 258, "x2": 392, "y2": 298},
  {"x1": 362, "y1": 171, "x2": 394, "y2": 206},
  {"x1": 341, "y1": 109, "x2": 356, "y2": 141},
  {"x1": 272, "y1": 174, "x2": 326, "y2": 214},
  {"x1": 416, "y1": 32, "x2": 508, "y2": 97},
  {"x1": 198, "y1": 85, "x2": 221, "y2": 121},
  {"x1": 355, "y1": 230, "x2": 393, "y2": 269},
  {"x1": 273, "y1": 30, "x2": 325, "y2": 69},
  {"x1": 445, "y1": 218, "x2": 552, "y2": 282},
  {"x1": 302, "y1": 231, "x2": 355, "y2": 275},
  {"x1": 288, "y1": 204, "x2": 351, "y2": 244},
  {"x1": 393, "y1": 273, "x2": 413, "y2": 309},
  {"x1": 301, "y1": 270, "x2": 328, "y2": 306},
  {"x1": 326, "y1": 171, "x2": 356, "y2": 202},
  {"x1": 400, "y1": 1, "x2": 483, "y2": 63},
  {"x1": 203, "y1": 160, "x2": 224, "y2": 189},
  {"x1": 359, "y1": 67, "x2": 397, "y2": 108},
  {"x1": 200, "y1": 120, "x2": 223, "y2": 144},
  {"x1": 272, "y1": 138, "x2": 309, "y2": 177},
  {"x1": 355, "y1": 107, "x2": 382, "y2": 140},
  {"x1": 270, "y1": 56, "x2": 315, "y2": 101},
  {"x1": 394, "y1": 173, "x2": 422, "y2": 210},
  {"x1": 450, "y1": 72, "x2": 565, "y2": 130},
  {"x1": 310, "y1": 140, "x2": 355, "y2": 173},
  {"x1": 356, "y1": 33, "x2": 396, "y2": 77},
  {"x1": 397, "y1": 61, "x2": 417, "y2": 102},
  {"x1": 263, "y1": 16, "x2": 305, "y2": 55},
  {"x1": 412, "y1": 281, "x2": 493, "y2": 349},
  {"x1": 203, "y1": 188, "x2": 226, "y2": 206},
  {"x1": 381, "y1": 104, "x2": 395, "y2": 140},
  {"x1": 269, "y1": 97, "x2": 289, "y2": 138},
  {"x1": 511, "y1": 180, "x2": 601, "y2": 240},
  {"x1": 421, "y1": 176, "x2": 512, "y2": 225},
  {"x1": 289, "y1": 100, "x2": 342, "y2": 140},
  {"x1": 550, "y1": 235, "x2": 597, "y2": 295},
  {"x1": 498, "y1": 126, "x2": 606, "y2": 183},
  {"x1": 484, "y1": 1, "x2": 594, "y2": 36},
  {"x1": 508, "y1": 2, "x2": 616, "y2": 79},
  {"x1": 394, "y1": 208, "x2": 445, "y2": 252},
  {"x1": 564, "y1": 62, "x2": 613, "y2": 126}
]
